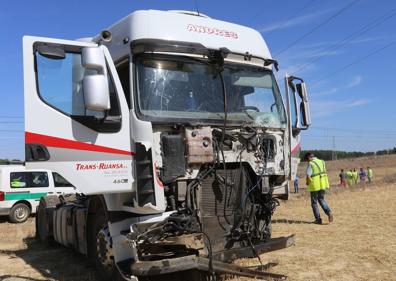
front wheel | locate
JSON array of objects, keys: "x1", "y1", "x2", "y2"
[
  {"x1": 9, "y1": 203, "x2": 31, "y2": 223},
  {"x1": 88, "y1": 211, "x2": 123, "y2": 281}
]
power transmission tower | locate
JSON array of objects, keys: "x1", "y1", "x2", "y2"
[{"x1": 332, "y1": 136, "x2": 337, "y2": 160}]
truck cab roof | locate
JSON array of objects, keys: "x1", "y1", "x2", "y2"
[{"x1": 96, "y1": 9, "x2": 272, "y2": 63}]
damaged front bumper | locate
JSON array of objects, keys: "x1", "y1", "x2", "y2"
[{"x1": 127, "y1": 234, "x2": 295, "y2": 280}]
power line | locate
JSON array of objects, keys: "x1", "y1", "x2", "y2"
[
  {"x1": 274, "y1": 0, "x2": 359, "y2": 57},
  {"x1": 264, "y1": 0, "x2": 316, "y2": 37},
  {"x1": 0, "y1": 121, "x2": 24, "y2": 124},
  {"x1": 293, "y1": 7, "x2": 396, "y2": 73},
  {"x1": 312, "y1": 39, "x2": 396, "y2": 85}
]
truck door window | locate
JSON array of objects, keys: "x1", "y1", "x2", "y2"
[
  {"x1": 288, "y1": 85, "x2": 298, "y2": 128},
  {"x1": 52, "y1": 172, "x2": 74, "y2": 187},
  {"x1": 35, "y1": 50, "x2": 121, "y2": 131}
]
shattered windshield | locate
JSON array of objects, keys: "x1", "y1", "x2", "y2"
[{"x1": 135, "y1": 55, "x2": 286, "y2": 128}]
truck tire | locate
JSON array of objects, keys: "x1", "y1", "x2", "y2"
[
  {"x1": 36, "y1": 195, "x2": 61, "y2": 243},
  {"x1": 88, "y1": 210, "x2": 121, "y2": 281},
  {"x1": 9, "y1": 203, "x2": 31, "y2": 223}
]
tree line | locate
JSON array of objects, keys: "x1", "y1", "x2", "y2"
[
  {"x1": 0, "y1": 159, "x2": 23, "y2": 164},
  {"x1": 301, "y1": 147, "x2": 396, "y2": 161},
  {"x1": 2, "y1": 147, "x2": 396, "y2": 165}
]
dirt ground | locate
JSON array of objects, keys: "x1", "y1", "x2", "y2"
[
  {"x1": 234, "y1": 183, "x2": 396, "y2": 281},
  {"x1": 1, "y1": 157, "x2": 395, "y2": 281}
]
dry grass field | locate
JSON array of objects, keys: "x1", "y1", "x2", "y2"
[
  {"x1": 0, "y1": 155, "x2": 395, "y2": 281},
  {"x1": 297, "y1": 154, "x2": 396, "y2": 186}
]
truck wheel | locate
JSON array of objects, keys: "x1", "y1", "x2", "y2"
[
  {"x1": 36, "y1": 195, "x2": 60, "y2": 243},
  {"x1": 89, "y1": 211, "x2": 119, "y2": 281},
  {"x1": 9, "y1": 203, "x2": 31, "y2": 223}
]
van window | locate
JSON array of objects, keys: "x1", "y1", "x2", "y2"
[
  {"x1": 10, "y1": 172, "x2": 28, "y2": 188},
  {"x1": 10, "y1": 172, "x2": 49, "y2": 188},
  {"x1": 52, "y1": 172, "x2": 74, "y2": 187},
  {"x1": 30, "y1": 172, "x2": 49, "y2": 187}
]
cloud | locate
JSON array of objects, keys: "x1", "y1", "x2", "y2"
[
  {"x1": 277, "y1": 35, "x2": 392, "y2": 73},
  {"x1": 259, "y1": 9, "x2": 332, "y2": 33},
  {"x1": 347, "y1": 98, "x2": 370, "y2": 107},
  {"x1": 311, "y1": 98, "x2": 370, "y2": 118},
  {"x1": 347, "y1": 75, "x2": 363, "y2": 88},
  {"x1": 313, "y1": 87, "x2": 338, "y2": 97}
]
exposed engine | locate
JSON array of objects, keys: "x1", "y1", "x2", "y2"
[{"x1": 133, "y1": 125, "x2": 283, "y2": 263}]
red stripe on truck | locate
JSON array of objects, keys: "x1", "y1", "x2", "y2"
[
  {"x1": 25, "y1": 132, "x2": 135, "y2": 156},
  {"x1": 291, "y1": 143, "x2": 301, "y2": 157}
]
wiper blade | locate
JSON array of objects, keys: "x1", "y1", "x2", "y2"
[{"x1": 242, "y1": 110, "x2": 255, "y2": 121}]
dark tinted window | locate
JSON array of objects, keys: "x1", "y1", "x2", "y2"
[
  {"x1": 52, "y1": 172, "x2": 74, "y2": 187},
  {"x1": 10, "y1": 172, "x2": 28, "y2": 188},
  {"x1": 10, "y1": 172, "x2": 49, "y2": 188},
  {"x1": 29, "y1": 172, "x2": 49, "y2": 187}
]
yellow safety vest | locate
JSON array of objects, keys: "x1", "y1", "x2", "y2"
[
  {"x1": 307, "y1": 158, "x2": 329, "y2": 192},
  {"x1": 11, "y1": 179, "x2": 24, "y2": 188}
]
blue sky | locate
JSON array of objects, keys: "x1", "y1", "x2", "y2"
[{"x1": 1, "y1": 0, "x2": 396, "y2": 159}]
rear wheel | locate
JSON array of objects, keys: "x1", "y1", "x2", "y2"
[
  {"x1": 9, "y1": 203, "x2": 30, "y2": 223},
  {"x1": 36, "y1": 195, "x2": 60, "y2": 243}
]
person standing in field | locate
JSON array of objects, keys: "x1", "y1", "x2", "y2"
[
  {"x1": 359, "y1": 168, "x2": 366, "y2": 184},
  {"x1": 339, "y1": 169, "x2": 347, "y2": 187},
  {"x1": 294, "y1": 176, "x2": 299, "y2": 193},
  {"x1": 353, "y1": 169, "x2": 359, "y2": 184},
  {"x1": 347, "y1": 169, "x2": 354, "y2": 186},
  {"x1": 304, "y1": 152, "x2": 334, "y2": 224},
  {"x1": 367, "y1": 167, "x2": 373, "y2": 183}
]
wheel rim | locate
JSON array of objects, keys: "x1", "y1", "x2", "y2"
[
  {"x1": 96, "y1": 226, "x2": 114, "y2": 269},
  {"x1": 15, "y1": 206, "x2": 28, "y2": 221}
]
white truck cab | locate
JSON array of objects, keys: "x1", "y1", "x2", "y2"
[
  {"x1": 22, "y1": 10, "x2": 311, "y2": 280},
  {"x1": 0, "y1": 165, "x2": 76, "y2": 223}
]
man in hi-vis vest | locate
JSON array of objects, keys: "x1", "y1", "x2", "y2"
[{"x1": 305, "y1": 152, "x2": 334, "y2": 224}]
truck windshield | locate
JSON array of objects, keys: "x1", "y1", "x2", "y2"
[{"x1": 135, "y1": 55, "x2": 286, "y2": 128}]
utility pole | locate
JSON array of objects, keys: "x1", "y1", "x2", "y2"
[{"x1": 332, "y1": 136, "x2": 337, "y2": 161}]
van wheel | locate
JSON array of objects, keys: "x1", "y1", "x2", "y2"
[{"x1": 9, "y1": 203, "x2": 31, "y2": 223}]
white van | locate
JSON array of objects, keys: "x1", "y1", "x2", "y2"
[{"x1": 0, "y1": 165, "x2": 76, "y2": 223}]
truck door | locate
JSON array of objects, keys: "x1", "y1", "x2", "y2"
[
  {"x1": 23, "y1": 36, "x2": 134, "y2": 194},
  {"x1": 284, "y1": 75, "x2": 311, "y2": 180}
]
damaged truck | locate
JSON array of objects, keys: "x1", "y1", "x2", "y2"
[{"x1": 23, "y1": 9, "x2": 311, "y2": 280}]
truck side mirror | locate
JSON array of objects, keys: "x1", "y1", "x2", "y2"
[
  {"x1": 81, "y1": 47, "x2": 110, "y2": 112},
  {"x1": 296, "y1": 82, "x2": 311, "y2": 128}
]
